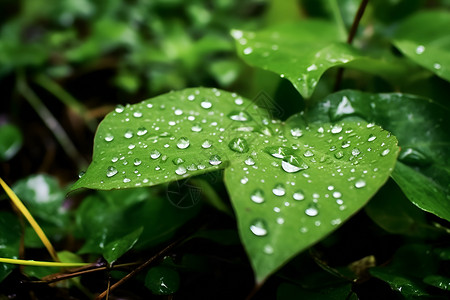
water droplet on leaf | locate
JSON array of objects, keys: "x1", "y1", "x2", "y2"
[
  {"x1": 106, "y1": 166, "x2": 118, "y2": 177},
  {"x1": 228, "y1": 137, "x2": 249, "y2": 153},
  {"x1": 250, "y1": 219, "x2": 268, "y2": 236},
  {"x1": 251, "y1": 189, "x2": 265, "y2": 204}
]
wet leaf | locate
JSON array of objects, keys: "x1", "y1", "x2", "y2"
[
  {"x1": 0, "y1": 123, "x2": 23, "y2": 161},
  {"x1": 0, "y1": 212, "x2": 20, "y2": 282},
  {"x1": 145, "y1": 266, "x2": 180, "y2": 295},
  {"x1": 225, "y1": 120, "x2": 398, "y2": 282},
  {"x1": 232, "y1": 21, "x2": 411, "y2": 98},
  {"x1": 76, "y1": 188, "x2": 199, "y2": 254},
  {"x1": 392, "y1": 11, "x2": 450, "y2": 82},
  {"x1": 308, "y1": 90, "x2": 450, "y2": 221},
  {"x1": 103, "y1": 227, "x2": 143, "y2": 264},
  {"x1": 73, "y1": 88, "x2": 398, "y2": 282},
  {"x1": 423, "y1": 275, "x2": 450, "y2": 291}
]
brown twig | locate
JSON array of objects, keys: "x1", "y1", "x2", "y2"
[{"x1": 334, "y1": 0, "x2": 370, "y2": 91}]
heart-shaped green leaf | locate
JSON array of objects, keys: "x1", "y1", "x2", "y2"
[
  {"x1": 72, "y1": 88, "x2": 398, "y2": 282},
  {"x1": 307, "y1": 90, "x2": 450, "y2": 221},
  {"x1": 232, "y1": 21, "x2": 411, "y2": 98},
  {"x1": 225, "y1": 119, "x2": 398, "y2": 282},
  {"x1": 392, "y1": 11, "x2": 450, "y2": 82}
]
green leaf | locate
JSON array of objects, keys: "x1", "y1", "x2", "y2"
[
  {"x1": 145, "y1": 266, "x2": 180, "y2": 295},
  {"x1": 71, "y1": 88, "x2": 271, "y2": 191},
  {"x1": 76, "y1": 188, "x2": 199, "y2": 254},
  {"x1": 73, "y1": 88, "x2": 399, "y2": 282},
  {"x1": 0, "y1": 123, "x2": 23, "y2": 161},
  {"x1": 103, "y1": 227, "x2": 143, "y2": 264},
  {"x1": 369, "y1": 244, "x2": 439, "y2": 298},
  {"x1": 225, "y1": 120, "x2": 398, "y2": 282},
  {"x1": 365, "y1": 180, "x2": 443, "y2": 238},
  {"x1": 231, "y1": 21, "x2": 411, "y2": 98},
  {"x1": 308, "y1": 90, "x2": 450, "y2": 221},
  {"x1": 12, "y1": 174, "x2": 69, "y2": 228},
  {"x1": 392, "y1": 11, "x2": 450, "y2": 82},
  {"x1": 0, "y1": 212, "x2": 20, "y2": 282},
  {"x1": 423, "y1": 275, "x2": 450, "y2": 291}
]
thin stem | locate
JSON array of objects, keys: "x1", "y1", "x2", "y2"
[
  {"x1": 334, "y1": 0, "x2": 370, "y2": 91},
  {"x1": 16, "y1": 70, "x2": 87, "y2": 169},
  {"x1": 0, "y1": 177, "x2": 60, "y2": 262},
  {"x1": 34, "y1": 74, "x2": 98, "y2": 132},
  {"x1": 0, "y1": 257, "x2": 88, "y2": 267}
]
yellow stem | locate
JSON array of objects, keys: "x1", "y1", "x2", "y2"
[
  {"x1": 0, "y1": 177, "x2": 59, "y2": 262},
  {"x1": 0, "y1": 257, "x2": 88, "y2": 267}
]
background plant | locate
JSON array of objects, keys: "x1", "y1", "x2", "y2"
[{"x1": 1, "y1": 0, "x2": 449, "y2": 299}]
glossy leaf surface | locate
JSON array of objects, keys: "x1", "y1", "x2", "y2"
[
  {"x1": 103, "y1": 227, "x2": 143, "y2": 264},
  {"x1": 0, "y1": 212, "x2": 20, "y2": 282},
  {"x1": 392, "y1": 11, "x2": 450, "y2": 82},
  {"x1": 308, "y1": 90, "x2": 450, "y2": 221},
  {"x1": 0, "y1": 124, "x2": 23, "y2": 161},
  {"x1": 232, "y1": 21, "x2": 410, "y2": 98},
  {"x1": 72, "y1": 88, "x2": 399, "y2": 282}
]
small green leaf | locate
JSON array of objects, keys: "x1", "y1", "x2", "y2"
[
  {"x1": 423, "y1": 275, "x2": 450, "y2": 291},
  {"x1": 0, "y1": 123, "x2": 23, "y2": 161},
  {"x1": 308, "y1": 90, "x2": 450, "y2": 221},
  {"x1": 103, "y1": 227, "x2": 143, "y2": 264},
  {"x1": 392, "y1": 11, "x2": 450, "y2": 82},
  {"x1": 0, "y1": 212, "x2": 20, "y2": 282},
  {"x1": 369, "y1": 244, "x2": 439, "y2": 298},
  {"x1": 145, "y1": 266, "x2": 180, "y2": 295},
  {"x1": 232, "y1": 21, "x2": 411, "y2": 98}
]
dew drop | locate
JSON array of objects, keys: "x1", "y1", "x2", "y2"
[
  {"x1": 123, "y1": 178, "x2": 131, "y2": 183},
  {"x1": 115, "y1": 105, "x2": 125, "y2": 113},
  {"x1": 332, "y1": 191, "x2": 342, "y2": 198},
  {"x1": 176, "y1": 137, "x2": 190, "y2": 149},
  {"x1": 341, "y1": 141, "x2": 350, "y2": 148},
  {"x1": 228, "y1": 137, "x2": 249, "y2": 153},
  {"x1": 263, "y1": 245, "x2": 274, "y2": 255},
  {"x1": 245, "y1": 157, "x2": 255, "y2": 166},
  {"x1": 281, "y1": 155, "x2": 309, "y2": 173},
  {"x1": 355, "y1": 179, "x2": 366, "y2": 189},
  {"x1": 209, "y1": 154, "x2": 222, "y2": 166},
  {"x1": 201, "y1": 140, "x2": 212, "y2": 149},
  {"x1": 331, "y1": 125, "x2": 342, "y2": 134},
  {"x1": 293, "y1": 190, "x2": 305, "y2": 201},
  {"x1": 250, "y1": 219, "x2": 268, "y2": 237},
  {"x1": 191, "y1": 124, "x2": 203, "y2": 132},
  {"x1": 415, "y1": 45, "x2": 425, "y2": 54},
  {"x1": 265, "y1": 146, "x2": 290, "y2": 159},
  {"x1": 381, "y1": 149, "x2": 390, "y2": 156},
  {"x1": 303, "y1": 150, "x2": 314, "y2": 157},
  {"x1": 175, "y1": 166, "x2": 187, "y2": 175},
  {"x1": 352, "y1": 148, "x2": 361, "y2": 156},
  {"x1": 433, "y1": 63, "x2": 441, "y2": 70},
  {"x1": 243, "y1": 47, "x2": 253, "y2": 55},
  {"x1": 124, "y1": 130, "x2": 133, "y2": 139},
  {"x1": 368, "y1": 134, "x2": 376, "y2": 142},
  {"x1": 104, "y1": 133, "x2": 114, "y2": 142},
  {"x1": 150, "y1": 150, "x2": 161, "y2": 159},
  {"x1": 235, "y1": 98, "x2": 244, "y2": 105},
  {"x1": 201, "y1": 101, "x2": 212, "y2": 109},
  {"x1": 133, "y1": 111, "x2": 142, "y2": 118},
  {"x1": 272, "y1": 184, "x2": 286, "y2": 196},
  {"x1": 305, "y1": 204, "x2": 319, "y2": 217},
  {"x1": 290, "y1": 128, "x2": 303, "y2": 137},
  {"x1": 251, "y1": 189, "x2": 265, "y2": 204},
  {"x1": 111, "y1": 157, "x2": 119, "y2": 163},
  {"x1": 174, "y1": 109, "x2": 183, "y2": 115},
  {"x1": 106, "y1": 166, "x2": 118, "y2": 177},
  {"x1": 334, "y1": 151, "x2": 344, "y2": 159},
  {"x1": 134, "y1": 158, "x2": 142, "y2": 166},
  {"x1": 228, "y1": 110, "x2": 252, "y2": 122},
  {"x1": 137, "y1": 127, "x2": 147, "y2": 136},
  {"x1": 172, "y1": 157, "x2": 184, "y2": 165},
  {"x1": 78, "y1": 171, "x2": 85, "y2": 178}
]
